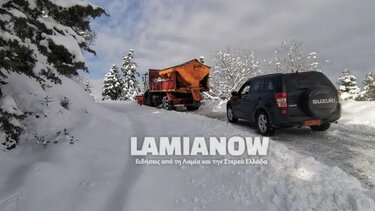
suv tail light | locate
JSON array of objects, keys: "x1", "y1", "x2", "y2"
[
  {"x1": 336, "y1": 90, "x2": 341, "y2": 102},
  {"x1": 274, "y1": 92, "x2": 288, "y2": 114}
]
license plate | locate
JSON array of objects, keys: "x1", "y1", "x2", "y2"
[{"x1": 304, "y1": 119, "x2": 321, "y2": 126}]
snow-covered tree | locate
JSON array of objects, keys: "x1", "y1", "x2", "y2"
[
  {"x1": 357, "y1": 72, "x2": 375, "y2": 101},
  {"x1": 337, "y1": 69, "x2": 360, "y2": 100},
  {"x1": 269, "y1": 39, "x2": 328, "y2": 73},
  {"x1": 120, "y1": 49, "x2": 141, "y2": 100},
  {"x1": 210, "y1": 48, "x2": 261, "y2": 99},
  {"x1": 102, "y1": 65, "x2": 123, "y2": 100},
  {"x1": 0, "y1": 0, "x2": 105, "y2": 149}
]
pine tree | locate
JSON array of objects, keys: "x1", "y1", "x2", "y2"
[
  {"x1": 358, "y1": 73, "x2": 375, "y2": 101},
  {"x1": 120, "y1": 49, "x2": 141, "y2": 100},
  {"x1": 337, "y1": 69, "x2": 360, "y2": 100},
  {"x1": 102, "y1": 65, "x2": 123, "y2": 100},
  {"x1": 0, "y1": 0, "x2": 105, "y2": 149}
]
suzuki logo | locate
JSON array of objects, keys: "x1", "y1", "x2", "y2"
[{"x1": 312, "y1": 98, "x2": 336, "y2": 104}]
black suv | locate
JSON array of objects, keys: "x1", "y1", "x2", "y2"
[{"x1": 226, "y1": 71, "x2": 341, "y2": 136}]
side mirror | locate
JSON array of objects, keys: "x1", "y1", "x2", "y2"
[{"x1": 231, "y1": 91, "x2": 239, "y2": 97}]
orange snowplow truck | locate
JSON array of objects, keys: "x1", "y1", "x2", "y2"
[{"x1": 136, "y1": 59, "x2": 210, "y2": 110}]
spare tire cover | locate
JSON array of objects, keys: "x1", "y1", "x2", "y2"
[{"x1": 306, "y1": 87, "x2": 337, "y2": 119}]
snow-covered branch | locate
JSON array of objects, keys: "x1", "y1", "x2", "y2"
[{"x1": 210, "y1": 48, "x2": 262, "y2": 99}]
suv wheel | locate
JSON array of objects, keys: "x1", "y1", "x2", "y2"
[
  {"x1": 256, "y1": 111, "x2": 275, "y2": 136},
  {"x1": 310, "y1": 123, "x2": 330, "y2": 131},
  {"x1": 227, "y1": 106, "x2": 238, "y2": 123}
]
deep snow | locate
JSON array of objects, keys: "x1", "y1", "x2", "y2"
[
  {"x1": 1, "y1": 88, "x2": 375, "y2": 210},
  {"x1": 340, "y1": 100, "x2": 375, "y2": 127}
]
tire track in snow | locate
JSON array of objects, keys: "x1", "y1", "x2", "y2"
[
  {"x1": 192, "y1": 109, "x2": 375, "y2": 189},
  {"x1": 274, "y1": 124, "x2": 375, "y2": 189},
  {"x1": 0, "y1": 193, "x2": 21, "y2": 211},
  {"x1": 101, "y1": 103, "x2": 148, "y2": 211}
]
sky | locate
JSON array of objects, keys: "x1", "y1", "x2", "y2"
[{"x1": 85, "y1": 0, "x2": 375, "y2": 84}]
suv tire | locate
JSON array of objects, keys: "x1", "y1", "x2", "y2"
[
  {"x1": 256, "y1": 111, "x2": 275, "y2": 136},
  {"x1": 310, "y1": 123, "x2": 331, "y2": 131},
  {"x1": 227, "y1": 106, "x2": 238, "y2": 123}
]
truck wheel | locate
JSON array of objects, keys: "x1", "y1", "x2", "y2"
[
  {"x1": 162, "y1": 96, "x2": 174, "y2": 110},
  {"x1": 227, "y1": 106, "x2": 238, "y2": 123},
  {"x1": 310, "y1": 123, "x2": 330, "y2": 131},
  {"x1": 186, "y1": 105, "x2": 199, "y2": 111},
  {"x1": 145, "y1": 91, "x2": 153, "y2": 106},
  {"x1": 256, "y1": 111, "x2": 275, "y2": 136}
]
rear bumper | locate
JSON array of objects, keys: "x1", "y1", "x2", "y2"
[{"x1": 270, "y1": 105, "x2": 341, "y2": 128}]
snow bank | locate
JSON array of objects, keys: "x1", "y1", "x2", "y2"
[
  {"x1": 89, "y1": 78, "x2": 104, "y2": 100},
  {"x1": 341, "y1": 101, "x2": 375, "y2": 127},
  {"x1": 191, "y1": 99, "x2": 228, "y2": 121},
  {"x1": 1, "y1": 72, "x2": 93, "y2": 146}
]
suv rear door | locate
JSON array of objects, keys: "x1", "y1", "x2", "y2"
[{"x1": 283, "y1": 72, "x2": 338, "y2": 119}]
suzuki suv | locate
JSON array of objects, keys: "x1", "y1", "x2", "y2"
[{"x1": 226, "y1": 71, "x2": 341, "y2": 136}]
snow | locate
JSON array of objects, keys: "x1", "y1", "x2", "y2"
[
  {"x1": 49, "y1": 0, "x2": 98, "y2": 9},
  {"x1": 340, "y1": 100, "x2": 375, "y2": 127},
  {"x1": 0, "y1": 31, "x2": 27, "y2": 47},
  {"x1": 43, "y1": 33, "x2": 85, "y2": 63},
  {"x1": 8, "y1": 9, "x2": 27, "y2": 19},
  {"x1": 37, "y1": 17, "x2": 86, "y2": 44},
  {"x1": 0, "y1": 76, "x2": 374, "y2": 210},
  {"x1": 0, "y1": 95, "x2": 23, "y2": 116},
  {"x1": 2, "y1": 73, "x2": 93, "y2": 145},
  {"x1": 38, "y1": 16, "x2": 87, "y2": 62},
  {"x1": 0, "y1": 0, "x2": 10, "y2": 6},
  {"x1": 196, "y1": 99, "x2": 375, "y2": 189},
  {"x1": 26, "y1": 0, "x2": 36, "y2": 9},
  {"x1": 89, "y1": 79, "x2": 103, "y2": 100}
]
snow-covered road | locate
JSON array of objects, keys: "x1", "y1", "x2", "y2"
[
  {"x1": 1, "y1": 101, "x2": 374, "y2": 211},
  {"x1": 194, "y1": 101, "x2": 375, "y2": 189}
]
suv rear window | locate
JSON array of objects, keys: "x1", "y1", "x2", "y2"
[
  {"x1": 263, "y1": 77, "x2": 282, "y2": 93},
  {"x1": 284, "y1": 72, "x2": 334, "y2": 91}
]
